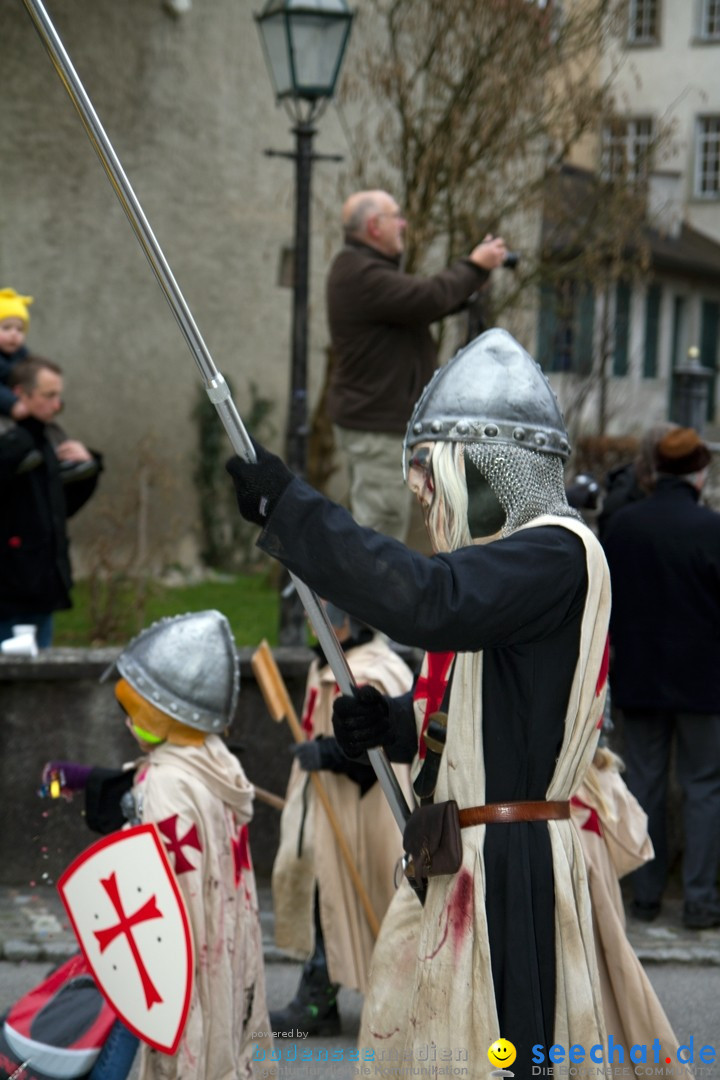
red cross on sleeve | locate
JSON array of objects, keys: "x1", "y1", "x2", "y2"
[
  {"x1": 156, "y1": 815, "x2": 203, "y2": 875},
  {"x1": 232, "y1": 824, "x2": 252, "y2": 887}
]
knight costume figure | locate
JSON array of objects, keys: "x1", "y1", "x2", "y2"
[
  {"x1": 270, "y1": 603, "x2": 414, "y2": 1036},
  {"x1": 88, "y1": 611, "x2": 274, "y2": 1080},
  {"x1": 226, "y1": 329, "x2": 612, "y2": 1070}
]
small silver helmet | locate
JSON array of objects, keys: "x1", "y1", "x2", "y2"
[
  {"x1": 404, "y1": 327, "x2": 571, "y2": 465},
  {"x1": 116, "y1": 610, "x2": 239, "y2": 734}
]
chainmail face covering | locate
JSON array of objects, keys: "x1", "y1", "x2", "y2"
[{"x1": 464, "y1": 442, "x2": 582, "y2": 536}]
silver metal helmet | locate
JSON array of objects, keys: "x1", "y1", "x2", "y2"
[
  {"x1": 403, "y1": 327, "x2": 571, "y2": 467},
  {"x1": 116, "y1": 610, "x2": 239, "y2": 734}
]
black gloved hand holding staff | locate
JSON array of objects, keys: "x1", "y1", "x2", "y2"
[{"x1": 225, "y1": 439, "x2": 293, "y2": 525}]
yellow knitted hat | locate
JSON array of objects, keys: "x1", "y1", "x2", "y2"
[
  {"x1": 115, "y1": 677, "x2": 207, "y2": 747},
  {"x1": 0, "y1": 289, "x2": 33, "y2": 328}
]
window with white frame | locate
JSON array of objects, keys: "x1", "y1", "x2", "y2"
[
  {"x1": 628, "y1": 0, "x2": 660, "y2": 43},
  {"x1": 699, "y1": 0, "x2": 720, "y2": 40},
  {"x1": 602, "y1": 117, "x2": 654, "y2": 181},
  {"x1": 695, "y1": 116, "x2": 720, "y2": 197}
]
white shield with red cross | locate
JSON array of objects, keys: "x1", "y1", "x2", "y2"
[{"x1": 58, "y1": 823, "x2": 194, "y2": 1055}]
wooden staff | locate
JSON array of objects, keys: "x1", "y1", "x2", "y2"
[
  {"x1": 252, "y1": 640, "x2": 380, "y2": 939},
  {"x1": 252, "y1": 785, "x2": 285, "y2": 812}
]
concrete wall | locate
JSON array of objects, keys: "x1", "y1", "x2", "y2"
[
  {"x1": 0, "y1": 649, "x2": 685, "y2": 894},
  {"x1": 0, "y1": 647, "x2": 315, "y2": 886},
  {"x1": 2, "y1": 0, "x2": 351, "y2": 571}
]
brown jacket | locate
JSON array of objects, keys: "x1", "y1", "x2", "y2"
[{"x1": 326, "y1": 239, "x2": 487, "y2": 433}]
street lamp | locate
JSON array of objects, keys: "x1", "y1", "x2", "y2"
[
  {"x1": 256, "y1": 0, "x2": 353, "y2": 112},
  {"x1": 255, "y1": 0, "x2": 354, "y2": 643},
  {"x1": 671, "y1": 346, "x2": 713, "y2": 434}
]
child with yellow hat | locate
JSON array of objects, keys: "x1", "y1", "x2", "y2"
[
  {"x1": 0, "y1": 288, "x2": 33, "y2": 420},
  {"x1": 0, "y1": 290, "x2": 101, "y2": 489}
]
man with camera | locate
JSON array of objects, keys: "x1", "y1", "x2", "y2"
[{"x1": 325, "y1": 189, "x2": 508, "y2": 541}]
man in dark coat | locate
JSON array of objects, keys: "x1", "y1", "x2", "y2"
[
  {"x1": 325, "y1": 189, "x2": 507, "y2": 539},
  {"x1": 0, "y1": 356, "x2": 102, "y2": 646},
  {"x1": 602, "y1": 426, "x2": 720, "y2": 930}
]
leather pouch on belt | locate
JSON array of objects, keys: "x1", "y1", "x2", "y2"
[{"x1": 403, "y1": 800, "x2": 462, "y2": 881}]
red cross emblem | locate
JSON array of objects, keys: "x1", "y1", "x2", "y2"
[
  {"x1": 58, "y1": 824, "x2": 194, "y2": 1055},
  {"x1": 570, "y1": 795, "x2": 603, "y2": 838},
  {"x1": 94, "y1": 871, "x2": 164, "y2": 1008},
  {"x1": 595, "y1": 635, "x2": 610, "y2": 697},
  {"x1": 157, "y1": 815, "x2": 202, "y2": 874},
  {"x1": 414, "y1": 651, "x2": 455, "y2": 760},
  {"x1": 232, "y1": 823, "x2": 252, "y2": 887},
  {"x1": 301, "y1": 686, "x2": 318, "y2": 737}
]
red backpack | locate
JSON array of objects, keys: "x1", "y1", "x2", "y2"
[{"x1": 1, "y1": 954, "x2": 115, "y2": 1079}]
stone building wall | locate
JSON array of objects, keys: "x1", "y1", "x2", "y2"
[{"x1": 2, "y1": 0, "x2": 349, "y2": 572}]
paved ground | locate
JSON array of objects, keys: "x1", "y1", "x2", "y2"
[
  {"x1": 2, "y1": 880, "x2": 718, "y2": 967},
  {"x1": 0, "y1": 881, "x2": 718, "y2": 1079}
]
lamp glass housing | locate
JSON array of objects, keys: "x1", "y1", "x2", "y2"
[{"x1": 256, "y1": 0, "x2": 353, "y2": 102}]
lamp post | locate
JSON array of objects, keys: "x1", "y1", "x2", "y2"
[
  {"x1": 256, "y1": 0, "x2": 354, "y2": 643},
  {"x1": 671, "y1": 346, "x2": 713, "y2": 434}
]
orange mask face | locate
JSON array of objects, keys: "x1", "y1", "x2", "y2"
[{"x1": 114, "y1": 678, "x2": 206, "y2": 747}]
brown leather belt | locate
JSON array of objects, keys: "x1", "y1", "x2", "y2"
[{"x1": 458, "y1": 800, "x2": 570, "y2": 827}]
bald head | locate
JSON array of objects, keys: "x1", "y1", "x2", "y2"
[{"x1": 342, "y1": 189, "x2": 406, "y2": 258}]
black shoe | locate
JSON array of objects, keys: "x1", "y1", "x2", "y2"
[
  {"x1": 630, "y1": 900, "x2": 661, "y2": 922},
  {"x1": 683, "y1": 903, "x2": 720, "y2": 930},
  {"x1": 269, "y1": 954, "x2": 341, "y2": 1037},
  {"x1": 270, "y1": 1000, "x2": 341, "y2": 1038}
]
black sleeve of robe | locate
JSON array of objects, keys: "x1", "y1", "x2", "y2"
[
  {"x1": 85, "y1": 767, "x2": 134, "y2": 834},
  {"x1": 259, "y1": 477, "x2": 587, "y2": 652}
]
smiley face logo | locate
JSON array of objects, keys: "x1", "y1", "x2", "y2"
[{"x1": 488, "y1": 1038, "x2": 517, "y2": 1070}]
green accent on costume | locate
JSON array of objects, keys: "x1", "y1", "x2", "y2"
[{"x1": 132, "y1": 723, "x2": 165, "y2": 745}]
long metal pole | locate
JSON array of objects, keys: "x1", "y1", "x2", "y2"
[
  {"x1": 279, "y1": 120, "x2": 315, "y2": 645},
  {"x1": 286, "y1": 120, "x2": 315, "y2": 479},
  {"x1": 21, "y1": 0, "x2": 412, "y2": 834}
]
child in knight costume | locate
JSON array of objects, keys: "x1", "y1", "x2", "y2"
[
  {"x1": 45, "y1": 611, "x2": 274, "y2": 1080},
  {"x1": 571, "y1": 748, "x2": 691, "y2": 1078},
  {"x1": 226, "y1": 328, "x2": 617, "y2": 1069},
  {"x1": 270, "y1": 603, "x2": 414, "y2": 1035}
]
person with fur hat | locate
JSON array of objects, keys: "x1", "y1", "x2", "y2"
[
  {"x1": 603, "y1": 426, "x2": 720, "y2": 930},
  {"x1": 0, "y1": 287, "x2": 33, "y2": 420},
  {"x1": 43, "y1": 611, "x2": 274, "y2": 1079},
  {"x1": 269, "y1": 602, "x2": 414, "y2": 1037},
  {"x1": 227, "y1": 328, "x2": 613, "y2": 1069}
]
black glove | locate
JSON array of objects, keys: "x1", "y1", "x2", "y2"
[
  {"x1": 290, "y1": 739, "x2": 325, "y2": 772},
  {"x1": 225, "y1": 438, "x2": 294, "y2": 526},
  {"x1": 292, "y1": 736, "x2": 378, "y2": 793},
  {"x1": 332, "y1": 684, "x2": 392, "y2": 759}
]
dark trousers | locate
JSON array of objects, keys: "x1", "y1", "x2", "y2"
[{"x1": 621, "y1": 710, "x2": 720, "y2": 907}]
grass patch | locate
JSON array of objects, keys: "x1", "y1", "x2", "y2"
[{"x1": 54, "y1": 573, "x2": 280, "y2": 648}]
